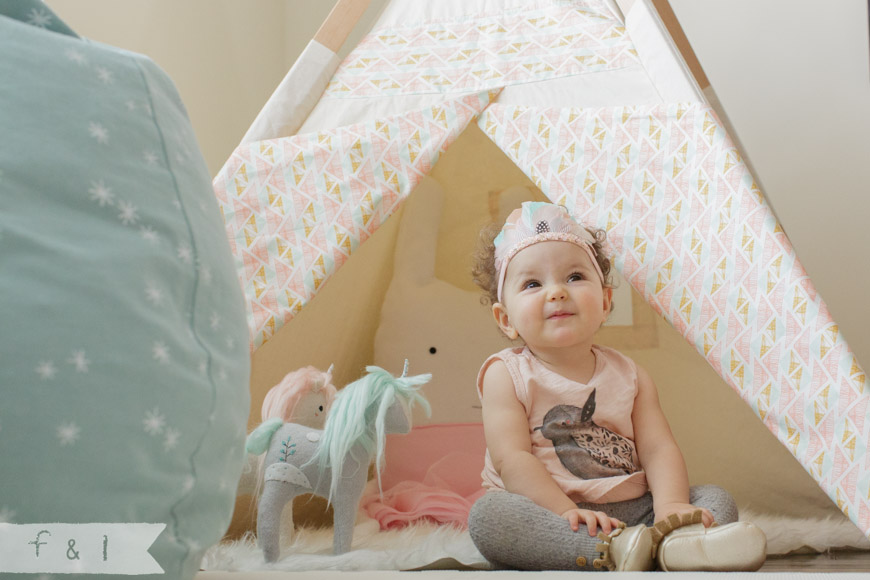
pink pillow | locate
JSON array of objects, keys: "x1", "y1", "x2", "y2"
[{"x1": 361, "y1": 423, "x2": 487, "y2": 529}]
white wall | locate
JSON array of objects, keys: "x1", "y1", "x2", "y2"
[{"x1": 669, "y1": 0, "x2": 870, "y2": 367}]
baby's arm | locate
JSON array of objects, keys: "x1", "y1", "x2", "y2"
[
  {"x1": 632, "y1": 365, "x2": 714, "y2": 526},
  {"x1": 481, "y1": 361, "x2": 620, "y2": 536}
]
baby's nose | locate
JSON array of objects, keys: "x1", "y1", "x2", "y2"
[{"x1": 547, "y1": 285, "x2": 566, "y2": 300}]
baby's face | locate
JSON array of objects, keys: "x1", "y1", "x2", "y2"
[{"x1": 495, "y1": 241, "x2": 611, "y2": 350}]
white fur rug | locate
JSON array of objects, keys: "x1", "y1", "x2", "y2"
[
  {"x1": 741, "y1": 509, "x2": 870, "y2": 555},
  {"x1": 202, "y1": 517, "x2": 488, "y2": 572},
  {"x1": 201, "y1": 510, "x2": 870, "y2": 573}
]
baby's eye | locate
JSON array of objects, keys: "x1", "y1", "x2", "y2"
[
  {"x1": 568, "y1": 272, "x2": 584, "y2": 282},
  {"x1": 522, "y1": 280, "x2": 541, "y2": 290}
]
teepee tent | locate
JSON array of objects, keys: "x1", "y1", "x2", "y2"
[{"x1": 213, "y1": 0, "x2": 870, "y2": 537}]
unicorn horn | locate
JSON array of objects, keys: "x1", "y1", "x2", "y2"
[{"x1": 401, "y1": 359, "x2": 409, "y2": 378}]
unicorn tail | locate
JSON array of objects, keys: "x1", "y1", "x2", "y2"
[{"x1": 245, "y1": 417, "x2": 284, "y2": 455}]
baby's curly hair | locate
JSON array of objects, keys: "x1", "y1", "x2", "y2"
[{"x1": 471, "y1": 221, "x2": 614, "y2": 306}]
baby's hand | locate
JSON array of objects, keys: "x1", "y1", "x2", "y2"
[
  {"x1": 655, "y1": 503, "x2": 715, "y2": 527},
  {"x1": 561, "y1": 508, "x2": 622, "y2": 536}
]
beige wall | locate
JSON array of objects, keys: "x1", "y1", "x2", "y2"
[
  {"x1": 49, "y1": 0, "x2": 290, "y2": 176},
  {"x1": 48, "y1": 0, "x2": 389, "y2": 176},
  {"x1": 283, "y1": 0, "x2": 388, "y2": 64}
]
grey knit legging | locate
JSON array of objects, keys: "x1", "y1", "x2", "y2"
[{"x1": 468, "y1": 485, "x2": 738, "y2": 571}]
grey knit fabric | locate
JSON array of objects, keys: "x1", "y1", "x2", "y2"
[{"x1": 467, "y1": 485, "x2": 737, "y2": 571}]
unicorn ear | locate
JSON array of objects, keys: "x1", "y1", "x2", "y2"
[{"x1": 408, "y1": 373, "x2": 432, "y2": 388}]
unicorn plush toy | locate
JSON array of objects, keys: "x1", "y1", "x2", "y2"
[{"x1": 246, "y1": 363, "x2": 431, "y2": 561}]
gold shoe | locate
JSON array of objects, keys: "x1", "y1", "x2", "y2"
[
  {"x1": 652, "y1": 511, "x2": 767, "y2": 572},
  {"x1": 593, "y1": 523, "x2": 654, "y2": 571}
]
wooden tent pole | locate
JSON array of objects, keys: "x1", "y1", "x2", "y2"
[
  {"x1": 649, "y1": 0, "x2": 710, "y2": 89},
  {"x1": 314, "y1": 0, "x2": 373, "y2": 54},
  {"x1": 238, "y1": 0, "x2": 373, "y2": 144}
]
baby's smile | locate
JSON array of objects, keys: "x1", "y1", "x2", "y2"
[{"x1": 548, "y1": 311, "x2": 574, "y2": 319}]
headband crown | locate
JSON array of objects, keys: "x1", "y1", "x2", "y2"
[{"x1": 494, "y1": 202, "x2": 604, "y2": 302}]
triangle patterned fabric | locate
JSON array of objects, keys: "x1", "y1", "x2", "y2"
[
  {"x1": 213, "y1": 91, "x2": 497, "y2": 347},
  {"x1": 325, "y1": 2, "x2": 637, "y2": 97}
]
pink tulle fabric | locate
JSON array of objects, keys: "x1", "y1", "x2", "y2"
[{"x1": 360, "y1": 423, "x2": 487, "y2": 530}]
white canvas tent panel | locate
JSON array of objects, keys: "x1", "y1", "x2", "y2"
[
  {"x1": 213, "y1": 0, "x2": 870, "y2": 536},
  {"x1": 298, "y1": 0, "x2": 700, "y2": 132}
]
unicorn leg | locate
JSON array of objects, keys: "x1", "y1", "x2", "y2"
[
  {"x1": 331, "y1": 477, "x2": 366, "y2": 554},
  {"x1": 257, "y1": 480, "x2": 296, "y2": 562}
]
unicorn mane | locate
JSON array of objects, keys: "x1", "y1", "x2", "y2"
[{"x1": 311, "y1": 365, "x2": 431, "y2": 502}]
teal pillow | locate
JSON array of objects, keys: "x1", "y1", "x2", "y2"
[{"x1": 0, "y1": 3, "x2": 250, "y2": 579}]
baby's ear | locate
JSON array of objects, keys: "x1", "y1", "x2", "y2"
[{"x1": 492, "y1": 302, "x2": 518, "y2": 340}]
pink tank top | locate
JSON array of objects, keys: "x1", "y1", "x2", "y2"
[{"x1": 477, "y1": 345, "x2": 648, "y2": 503}]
